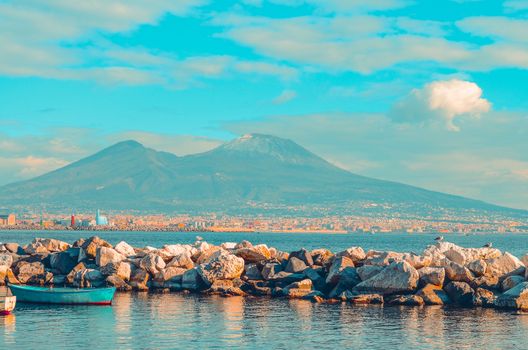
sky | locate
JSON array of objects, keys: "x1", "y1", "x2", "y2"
[{"x1": 0, "y1": 0, "x2": 527, "y2": 209}]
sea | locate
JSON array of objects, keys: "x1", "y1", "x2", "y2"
[{"x1": 1, "y1": 230, "x2": 528, "y2": 350}]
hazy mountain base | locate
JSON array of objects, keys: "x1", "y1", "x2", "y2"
[{"x1": 0, "y1": 134, "x2": 525, "y2": 219}]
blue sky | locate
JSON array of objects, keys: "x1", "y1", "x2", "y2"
[{"x1": 0, "y1": 0, "x2": 527, "y2": 208}]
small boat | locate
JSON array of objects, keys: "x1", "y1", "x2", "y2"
[
  {"x1": 8, "y1": 285, "x2": 116, "y2": 305},
  {"x1": 0, "y1": 296, "x2": 16, "y2": 315}
]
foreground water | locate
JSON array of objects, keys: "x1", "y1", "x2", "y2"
[{"x1": 2, "y1": 230, "x2": 528, "y2": 349}]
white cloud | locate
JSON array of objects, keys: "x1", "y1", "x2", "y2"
[
  {"x1": 0, "y1": 0, "x2": 297, "y2": 85},
  {"x1": 458, "y1": 17, "x2": 528, "y2": 43},
  {"x1": 504, "y1": 0, "x2": 528, "y2": 11},
  {"x1": 273, "y1": 90, "x2": 297, "y2": 104},
  {"x1": 390, "y1": 79, "x2": 491, "y2": 131}
]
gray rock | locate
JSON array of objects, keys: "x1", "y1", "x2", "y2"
[
  {"x1": 244, "y1": 263, "x2": 263, "y2": 280},
  {"x1": 261, "y1": 263, "x2": 283, "y2": 280},
  {"x1": 139, "y1": 253, "x2": 166, "y2": 275},
  {"x1": 0, "y1": 254, "x2": 13, "y2": 267},
  {"x1": 197, "y1": 251, "x2": 245, "y2": 285},
  {"x1": 445, "y1": 261, "x2": 474, "y2": 283},
  {"x1": 336, "y1": 247, "x2": 366, "y2": 263},
  {"x1": 353, "y1": 261, "x2": 419, "y2": 295},
  {"x1": 485, "y1": 252, "x2": 525, "y2": 279},
  {"x1": 326, "y1": 256, "x2": 355, "y2": 285},
  {"x1": 114, "y1": 241, "x2": 136, "y2": 257},
  {"x1": 467, "y1": 259, "x2": 487, "y2": 277},
  {"x1": 418, "y1": 267, "x2": 445, "y2": 287},
  {"x1": 387, "y1": 294, "x2": 424, "y2": 306},
  {"x1": 416, "y1": 284, "x2": 450, "y2": 305},
  {"x1": 501, "y1": 275, "x2": 525, "y2": 291},
  {"x1": 96, "y1": 247, "x2": 126, "y2": 267},
  {"x1": 235, "y1": 245, "x2": 271, "y2": 263},
  {"x1": 357, "y1": 265, "x2": 384, "y2": 281},
  {"x1": 181, "y1": 268, "x2": 204, "y2": 291},
  {"x1": 289, "y1": 248, "x2": 314, "y2": 266},
  {"x1": 15, "y1": 261, "x2": 45, "y2": 284},
  {"x1": 285, "y1": 257, "x2": 308, "y2": 273},
  {"x1": 495, "y1": 281, "x2": 528, "y2": 310},
  {"x1": 444, "y1": 281, "x2": 474, "y2": 306},
  {"x1": 473, "y1": 287, "x2": 496, "y2": 307}
]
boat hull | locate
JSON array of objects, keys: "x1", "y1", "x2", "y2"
[
  {"x1": 0, "y1": 296, "x2": 16, "y2": 315},
  {"x1": 8, "y1": 285, "x2": 116, "y2": 305}
]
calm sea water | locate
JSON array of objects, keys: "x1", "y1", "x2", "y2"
[{"x1": 1, "y1": 230, "x2": 528, "y2": 349}]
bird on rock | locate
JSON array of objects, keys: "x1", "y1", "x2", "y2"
[
  {"x1": 483, "y1": 242, "x2": 493, "y2": 248},
  {"x1": 435, "y1": 236, "x2": 444, "y2": 241}
]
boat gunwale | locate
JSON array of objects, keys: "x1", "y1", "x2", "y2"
[{"x1": 8, "y1": 284, "x2": 116, "y2": 294}]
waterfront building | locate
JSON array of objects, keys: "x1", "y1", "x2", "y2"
[
  {"x1": 95, "y1": 209, "x2": 109, "y2": 226},
  {"x1": 0, "y1": 212, "x2": 16, "y2": 226}
]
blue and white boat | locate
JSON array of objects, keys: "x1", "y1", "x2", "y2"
[{"x1": 8, "y1": 285, "x2": 116, "y2": 305}]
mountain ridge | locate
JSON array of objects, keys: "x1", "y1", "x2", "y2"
[{"x1": 0, "y1": 134, "x2": 524, "y2": 217}]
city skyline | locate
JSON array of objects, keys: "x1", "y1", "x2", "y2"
[{"x1": 1, "y1": 1, "x2": 527, "y2": 209}]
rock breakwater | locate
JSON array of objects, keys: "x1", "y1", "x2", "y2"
[{"x1": 2, "y1": 237, "x2": 528, "y2": 310}]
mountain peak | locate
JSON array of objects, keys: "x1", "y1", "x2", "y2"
[{"x1": 212, "y1": 133, "x2": 330, "y2": 166}]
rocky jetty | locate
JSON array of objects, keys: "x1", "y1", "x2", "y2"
[{"x1": 2, "y1": 237, "x2": 528, "y2": 310}]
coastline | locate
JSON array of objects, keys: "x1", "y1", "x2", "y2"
[{"x1": 1, "y1": 236, "x2": 528, "y2": 310}]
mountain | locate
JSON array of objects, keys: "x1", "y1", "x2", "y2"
[{"x1": 0, "y1": 134, "x2": 524, "y2": 217}]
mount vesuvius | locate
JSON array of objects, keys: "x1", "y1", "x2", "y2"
[{"x1": 0, "y1": 134, "x2": 523, "y2": 217}]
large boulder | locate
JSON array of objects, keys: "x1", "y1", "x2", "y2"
[
  {"x1": 129, "y1": 268, "x2": 150, "y2": 290},
  {"x1": 326, "y1": 256, "x2": 354, "y2": 285},
  {"x1": 3, "y1": 243, "x2": 20, "y2": 254},
  {"x1": 416, "y1": 284, "x2": 450, "y2": 305},
  {"x1": 114, "y1": 241, "x2": 136, "y2": 257},
  {"x1": 445, "y1": 261, "x2": 474, "y2": 283},
  {"x1": 25, "y1": 238, "x2": 71, "y2": 254},
  {"x1": 100, "y1": 261, "x2": 131, "y2": 281},
  {"x1": 96, "y1": 247, "x2": 125, "y2": 267},
  {"x1": 501, "y1": 275, "x2": 525, "y2": 292},
  {"x1": 418, "y1": 267, "x2": 445, "y2": 287},
  {"x1": 485, "y1": 252, "x2": 525, "y2": 279},
  {"x1": 261, "y1": 263, "x2": 283, "y2": 280},
  {"x1": 195, "y1": 246, "x2": 226, "y2": 264},
  {"x1": 311, "y1": 249, "x2": 334, "y2": 266},
  {"x1": 282, "y1": 279, "x2": 313, "y2": 298},
  {"x1": 49, "y1": 248, "x2": 80, "y2": 274},
  {"x1": 15, "y1": 261, "x2": 45, "y2": 284},
  {"x1": 166, "y1": 252, "x2": 194, "y2": 270},
  {"x1": 81, "y1": 236, "x2": 112, "y2": 259},
  {"x1": 444, "y1": 248, "x2": 466, "y2": 265},
  {"x1": 0, "y1": 254, "x2": 13, "y2": 267},
  {"x1": 139, "y1": 253, "x2": 166, "y2": 275},
  {"x1": 467, "y1": 259, "x2": 487, "y2": 277},
  {"x1": 328, "y1": 267, "x2": 361, "y2": 298},
  {"x1": 244, "y1": 263, "x2": 263, "y2": 280},
  {"x1": 181, "y1": 268, "x2": 205, "y2": 291},
  {"x1": 336, "y1": 247, "x2": 366, "y2": 263},
  {"x1": 66, "y1": 262, "x2": 87, "y2": 284},
  {"x1": 349, "y1": 293, "x2": 384, "y2": 305},
  {"x1": 353, "y1": 261, "x2": 419, "y2": 295},
  {"x1": 473, "y1": 287, "x2": 496, "y2": 307},
  {"x1": 289, "y1": 248, "x2": 314, "y2": 267},
  {"x1": 387, "y1": 294, "x2": 424, "y2": 306},
  {"x1": 153, "y1": 267, "x2": 186, "y2": 288},
  {"x1": 197, "y1": 252, "x2": 244, "y2": 285},
  {"x1": 73, "y1": 269, "x2": 105, "y2": 288},
  {"x1": 470, "y1": 275, "x2": 500, "y2": 290},
  {"x1": 357, "y1": 265, "x2": 384, "y2": 281},
  {"x1": 235, "y1": 244, "x2": 271, "y2": 263},
  {"x1": 495, "y1": 282, "x2": 528, "y2": 310},
  {"x1": 403, "y1": 253, "x2": 431, "y2": 269},
  {"x1": 444, "y1": 281, "x2": 474, "y2": 306},
  {"x1": 364, "y1": 251, "x2": 404, "y2": 266},
  {"x1": 285, "y1": 257, "x2": 308, "y2": 273},
  {"x1": 106, "y1": 275, "x2": 132, "y2": 291}
]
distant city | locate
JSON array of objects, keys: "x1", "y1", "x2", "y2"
[{"x1": 1, "y1": 207, "x2": 527, "y2": 234}]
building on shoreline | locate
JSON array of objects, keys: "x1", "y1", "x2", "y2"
[{"x1": 0, "y1": 212, "x2": 16, "y2": 226}]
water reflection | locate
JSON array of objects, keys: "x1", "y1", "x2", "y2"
[{"x1": 2, "y1": 291, "x2": 528, "y2": 349}]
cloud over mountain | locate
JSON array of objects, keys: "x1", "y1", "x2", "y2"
[{"x1": 390, "y1": 79, "x2": 491, "y2": 131}]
